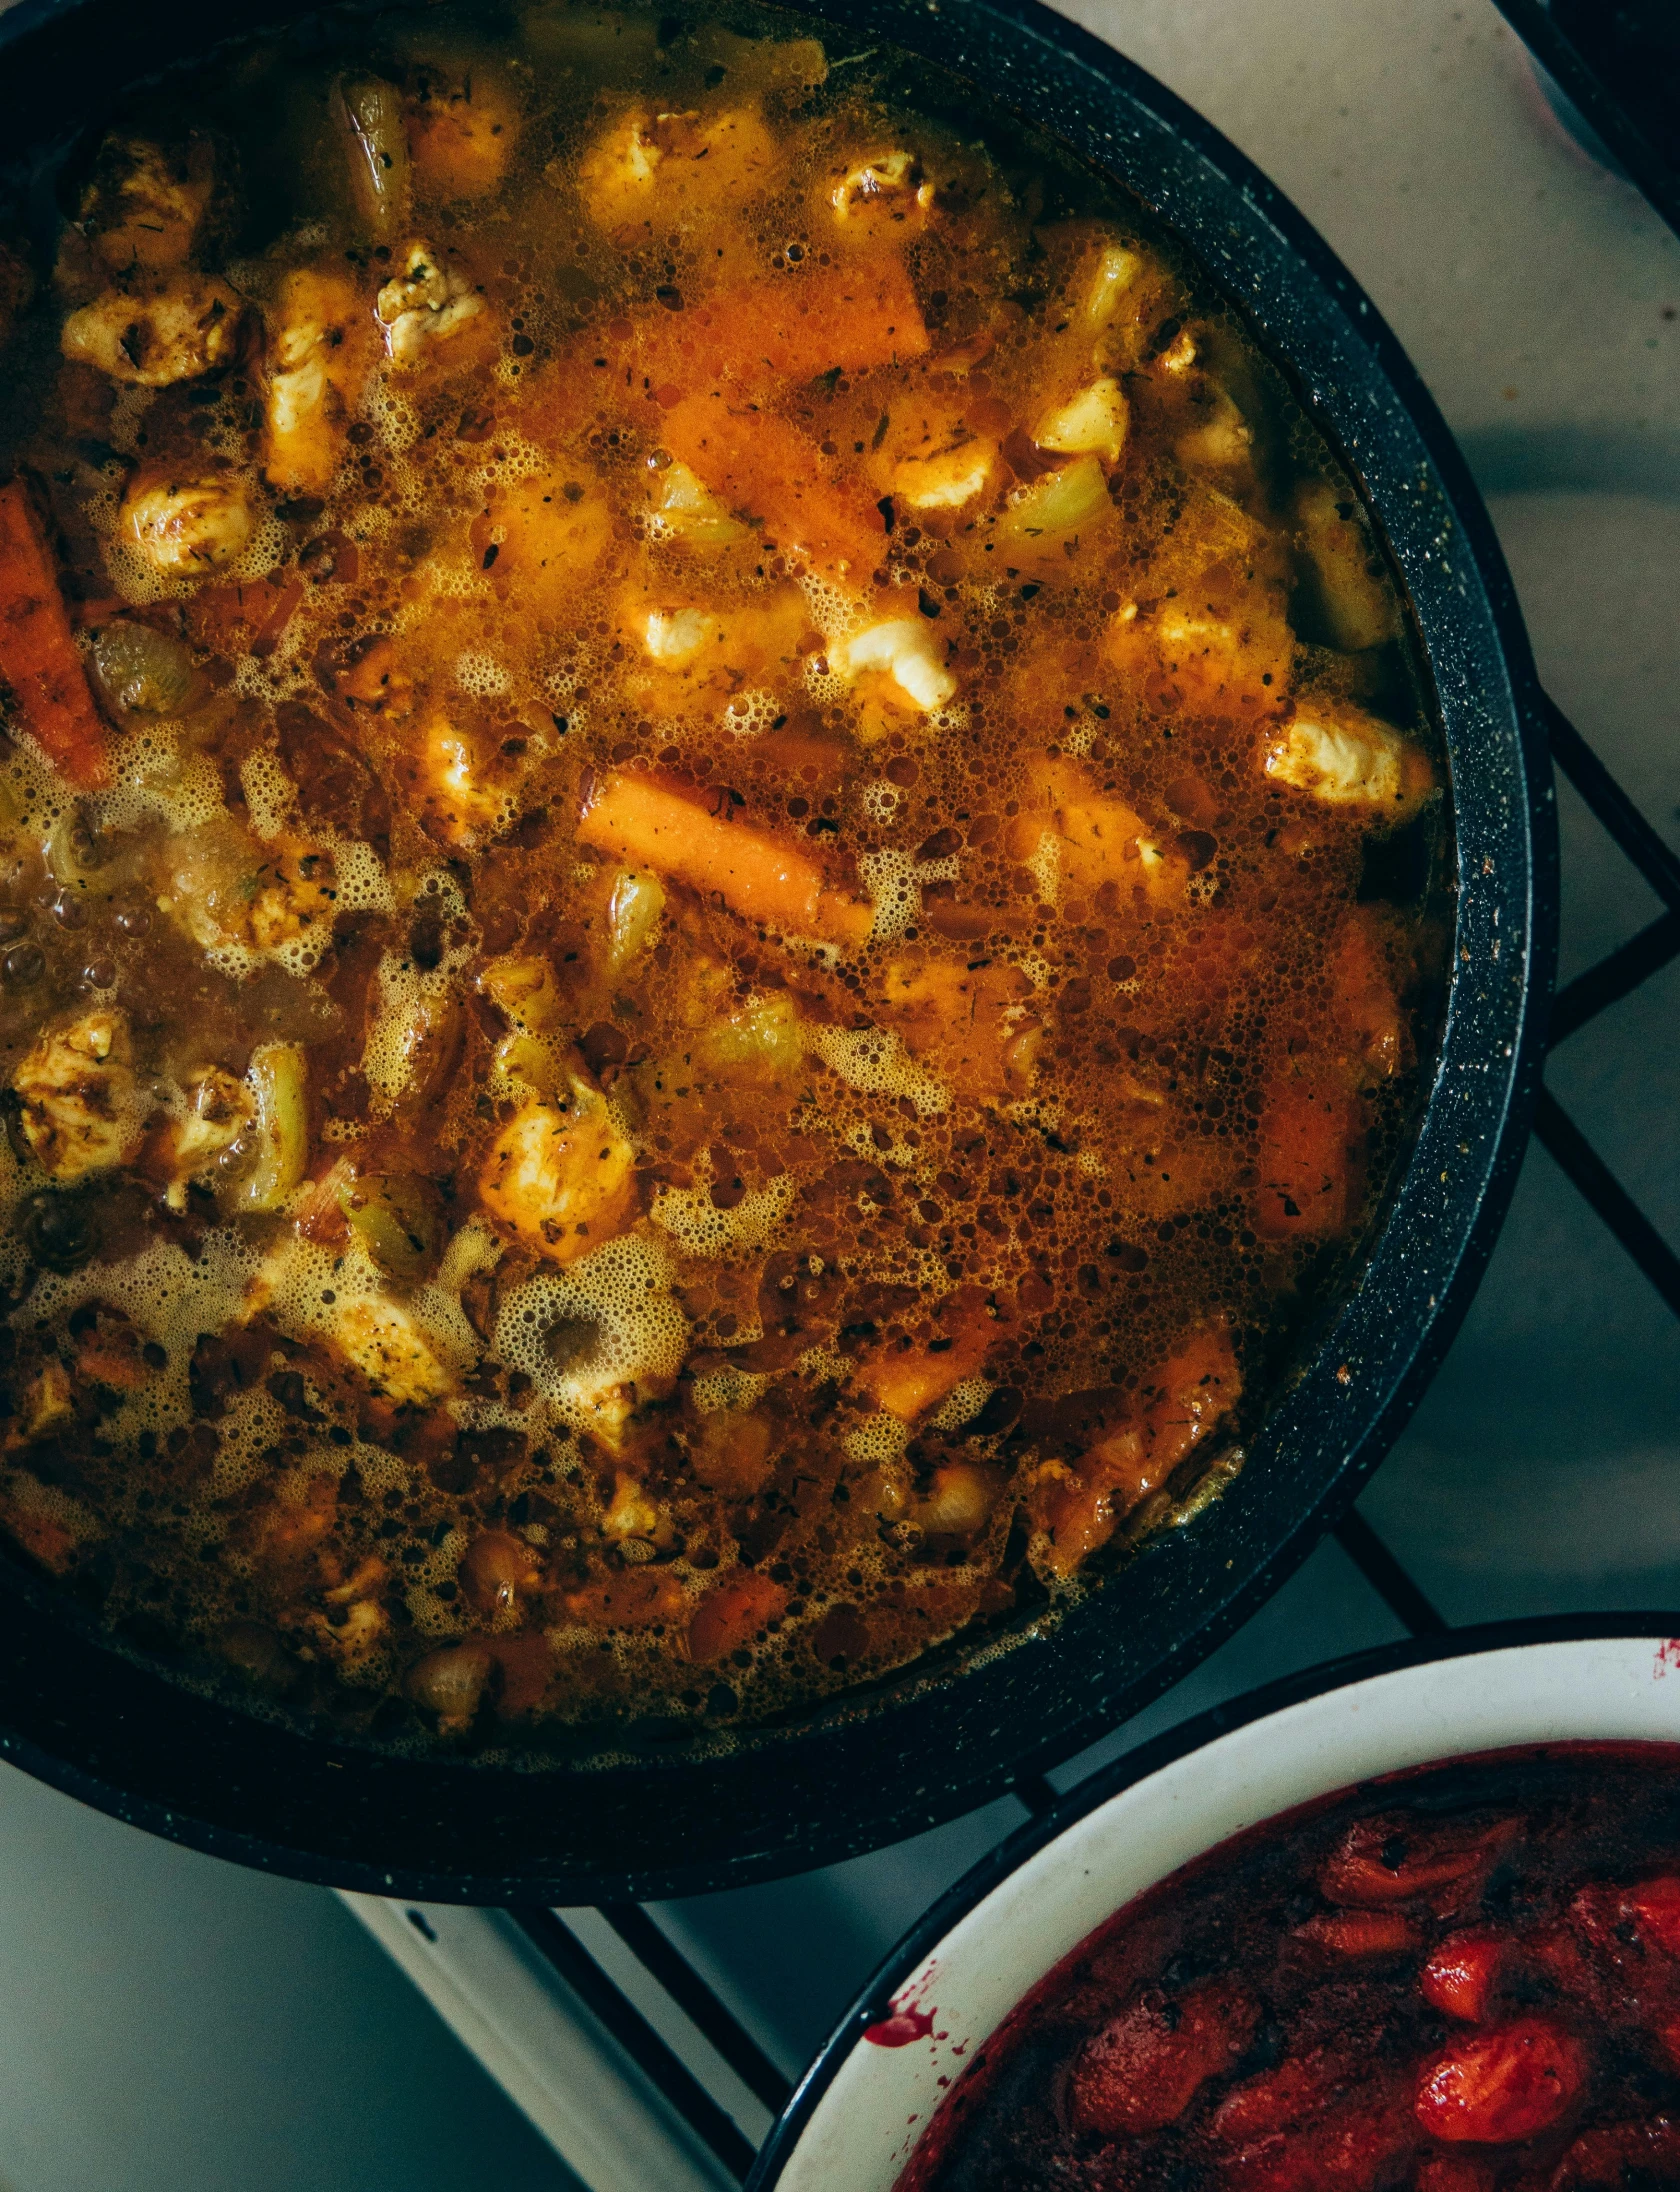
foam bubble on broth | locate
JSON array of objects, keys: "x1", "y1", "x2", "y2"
[
  {"x1": 496, "y1": 1234, "x2": 690, "y2": 1433},
  {"x1": 809, "y1": 1023, "x2": 950, "y2": 1115},
  {"x1": 650, "y1": 1173, "x2": 796, "y2": 1257}
]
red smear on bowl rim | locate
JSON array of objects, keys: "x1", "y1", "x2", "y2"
[{"x1": 866, "y1": 2004, "x2": 938, "y2": 2047}]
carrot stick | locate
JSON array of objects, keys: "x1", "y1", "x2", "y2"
[
  {"x1": 659, "y1": 394, "x2": 886, "y2": 576},
  {"x1": 0, "y1": 478, "x2": 107, "y2": 788},
  {"x1": 642, "y1": 257, "x2": 929, "y2": 392},
  {"x1": 578, "y1": 769, "x2": 873, "y2": 944}
]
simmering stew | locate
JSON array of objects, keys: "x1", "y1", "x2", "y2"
[{"x1": 0, "y1": 2, "x2": 1446, "y2": 1745}]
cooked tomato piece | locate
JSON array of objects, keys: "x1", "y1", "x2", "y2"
[
  {"x1": 1294, "y1": 1910, "x2": 1419, "y2": 1957},
  {"x1": 1551, "y1": 2117, "x2": 1680, "y2": 2189},
  {"x1": 1413, "y1": 2018, "x2": 1587, "y2": 2144},
  {"x1": 1318, "y1": 1815, "x2": 1519, "y2": 1917},
  {"x1": 686, "y1": 1570, "x2": 789, "y2": 1664},
  {"x1": 1626, "y1": 1877, "x2": 1680, "y2": 1958},
  {"x1": 1419, "y1": 1931, "x2": 1507, "y2": 2021},
  {"x1": 1067, "y1": 1979, "x2": 1259, "y2": 2135}
]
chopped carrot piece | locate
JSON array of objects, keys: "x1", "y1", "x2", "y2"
[
  {"x1": 1034, "y1": 1325, "x2": 1240, "y2": 1576},
  {"x1": 0, "y1": 1498, "x2": 78, "y2": 1575},
  {"x1": 659, "y1": 394, "x2": 886, "y2": 575},
  {"x1": 687, "y1": 1569, "x2": 788, "y2": 1663},
  {"x1": 578, "y1": 769, "x2": 873, "y2": 944},
  {"x1": 0, "y1": 478, "x2": 107, "y2": 787},
  {"x1": 855, "y1": 1293, "x2": 998, "y2": 1422},
  {"x1": 1256, "y1": 1071, "x2": 1355, "y2": 1237},
  {"x1": 641, "y1": 257, "x2": 928, "y2": 391},
  {"x1": 562, "y1": 1568, "x2": 688, "y2": 1628},
  {"x1": 1333, "y1": 906, "x2": 1409, "y2": 1076}
]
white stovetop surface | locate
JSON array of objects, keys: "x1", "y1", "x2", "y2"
[{"x1": 0, "y1": 4, "x2": 1672, "y2": 2189}]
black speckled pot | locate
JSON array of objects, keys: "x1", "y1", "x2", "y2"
[{"x1": 0, "y1": 0, "x2": 1555, "y2": 1900}]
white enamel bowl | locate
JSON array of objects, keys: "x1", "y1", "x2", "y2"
[{"x1": 750, "y1": 1619, "x2": 1680, "y2": 2190}]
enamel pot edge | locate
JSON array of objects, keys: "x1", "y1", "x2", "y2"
[{"x1": 0, "y1": 0, "x2": 1557, "y2": 1898}]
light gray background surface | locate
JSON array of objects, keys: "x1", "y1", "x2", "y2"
[{"x1": 0, "y1": 0, "x2": 1673, "y2": 2182}]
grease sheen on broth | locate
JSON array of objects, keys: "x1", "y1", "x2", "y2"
[{"x1": 0, "y1": 1, "x2": 1447, "y2": 1749}]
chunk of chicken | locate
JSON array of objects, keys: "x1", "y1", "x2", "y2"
[
  {"x1": 1106, "y1": 568, "x2": 1292, "y2": 711},
  {"x1": 164, "y1": 1064, "x2": 256, "y2": 1210},
  {"x1": 246, "y1": 1242, "x2": 457, "y2": 1409},
  {"x1": 61, "y1": 273, "x2": 242, "y2": 388},
  {"x1": 78, "y1": 134, "x2": 217, "y2": 278},
  {"x1": 376, "y1": 242, "x2": 484, "y2": 364},
  {"x1": 829, "y1": 148, "x2": 935, "y2": 226},
  {"x1": 1023, "y1": 756, "x2": 1186, "y2": 906},
  {"x1": 480, "y1": 1075, "x2": 637, "y2": 1264},
  {"x1": 14, "y1": 1008, "x2": 145, "y2": 1181},
  {"x1": 121, "y1": 469, "x2": 254, "y2": 579},
  {"x1": 262, "y1": 266, "x2": 377, "y2": 494},
  {"x1": 158, "y1": 821, "x2": 337, "y2": 958},
  {"x1": 578, "y1": 105, "x2": 780, "y2": 235},
  {"x1": 831, "y1": 617, "x2": 956, "y2": 716},
  {"x1": 405, "y1": 717, "x2": 511, "y2": 849},
  {"x1": 297, "y1": 1594, "x2": 390, "y2": 1675},
  {"x1": 1264, "y1": 702, "x2": 1434, "y2": 819},
  {"x1": 330, "y1": 1295, "x2": 454, "y2": 1408},
  {"x1": 600, "y1": 1470, "x2": 676, "y2": 1552},
  {"x1": 622, "y1": 582, "x2": 815, "y2": 712},
  {"x1": 1176, "y1": 383, "x2": 1253, "y2": 476},
  {"x1": 1035, "y1": 377, "x2": 1128, "y2": 464},
  {"x1": 16, "y1": 1363, "x2": 75, "y2": 1441},
  {"x1": 870, "y1": 402, "x2": 997, "y2": 513}
]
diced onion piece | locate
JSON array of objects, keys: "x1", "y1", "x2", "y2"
[
  {"x1": 996, "y1": 453, "x2": 1108, "y2": 548},
  {"x1": 607, "y1": 869, "x2": 666, "y2": 972},
  {"x1": 238, "y1": 1042, "x2": 308, "y2": 1212},
  {"x1": 339, "y1": 1170, "x2": 436, "y2": 1281},
  {"x1": 1034, "y1": 378, "x2": 1128, "y2": 464},
  {"x1": 90, "y1": 619, "x2": 201, "y2": 715},
  {"x1": 339, "y1": 75, "x2": 412, "y2": 235},
  {"x1": 646, "y1": 457, "x2": 750, "y2": 548},
  {"x1": 1084, "y1": 243, "x2": 1140, "y2": 331}
]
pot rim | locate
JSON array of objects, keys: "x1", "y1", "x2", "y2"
[{"x1": 0, "y1": 0, "x2": 1558, "y2": 1901}]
